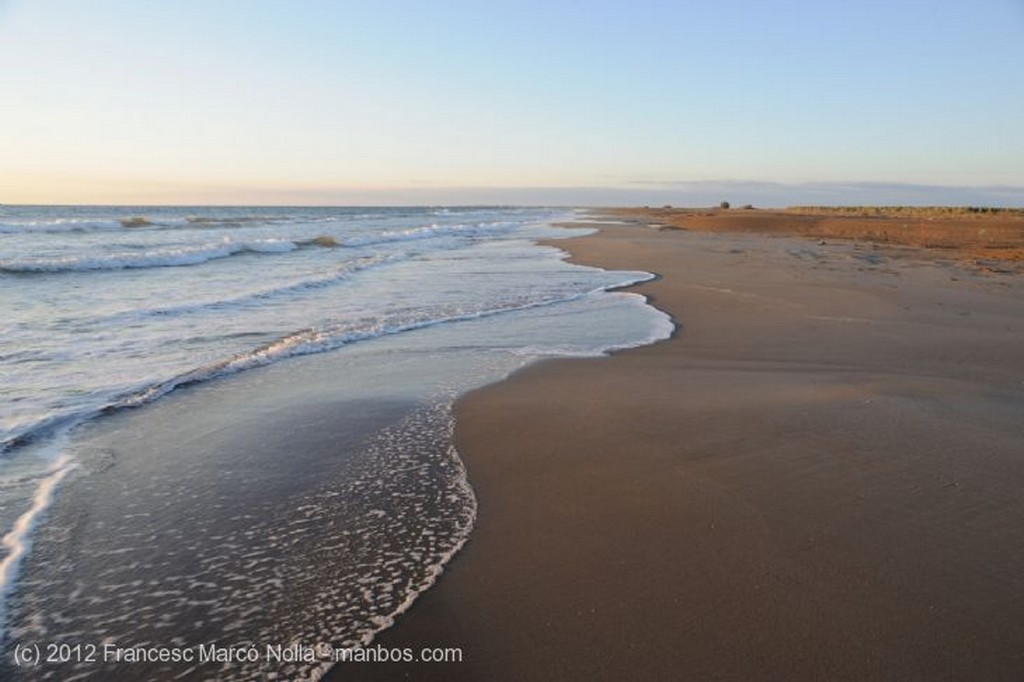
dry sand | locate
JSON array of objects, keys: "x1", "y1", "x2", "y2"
[{"x1": 334, "y1": 219, "x2": 1024, "y2": 681}]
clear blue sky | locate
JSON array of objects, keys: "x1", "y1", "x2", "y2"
[{"x1": 1, "y1": 0, "x2": 1022, "y2": 205}]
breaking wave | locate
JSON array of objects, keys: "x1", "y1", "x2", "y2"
[
  {"x1": 0, "y1": 219, "x2": 134, "y2": 234},
  {"x1": 0, "y1": 273, "x2": 654, "y2": 455},
  {"x1": 93, "y1": 253, "x2": 402, "y2": 324},
  {"x1": 0, "y1": 237, "x2": 338, "y2": 273},
  {"x1": 117, "y1": 279, "x2": 652, "y2": 410}
]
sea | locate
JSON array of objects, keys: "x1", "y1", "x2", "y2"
[{"x1": 0, "y1": 205, "x2": 671, "y2": 680}]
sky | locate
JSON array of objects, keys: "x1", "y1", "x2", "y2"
[{"x1": 1, "y1": 0, "x2": 1022, "y2": 206}]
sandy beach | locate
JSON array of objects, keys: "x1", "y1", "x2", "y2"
[
  {"x1": 5, "y1": 1, "x2": 1023, "y2": 678},
  {"x1": 336, "y1": 216, "x2": 1024, "y2": 681}
]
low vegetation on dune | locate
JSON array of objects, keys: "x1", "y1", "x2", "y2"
[
  {"x1": 609, "y1": 205, "x2": 1024, "y2": 267},
  {"x1": 786, "y1": 206, "x2": 1024, "y2": 219}
]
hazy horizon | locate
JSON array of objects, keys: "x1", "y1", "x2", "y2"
[{"x1": 4, "y1": 180, "x2": 1023, "y2": 209}]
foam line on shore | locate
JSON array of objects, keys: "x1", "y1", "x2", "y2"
[{"x1": 0, "y1": 443, "x2": 75, "y2": 640}]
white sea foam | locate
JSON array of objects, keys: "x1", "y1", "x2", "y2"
[
  {"x1": 596, "y1": 291, "x2": 676, "y2": 352},
  {"x1": 508, "y1": 291, "x2": 674, "y2": 357},
  {"x1": 344, "y1": 221, "x2": 511, "y2": 247},
  {"x1": 311, "y1": 412, "x2": 477, "y2": 682}
]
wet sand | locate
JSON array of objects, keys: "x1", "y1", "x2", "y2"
[{"x1": 336, "y1": 220, "x2": 1024, "y2": 681}]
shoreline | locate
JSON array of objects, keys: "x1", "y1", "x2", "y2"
[
  {"x1": 2, "y1": 208, "x2": 673, "y2": 681},
  {"x1": 336, "y1": 219, "x2": 1024, "y2": 680}
]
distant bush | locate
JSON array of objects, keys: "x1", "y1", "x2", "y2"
[
  {"x1": 742, "y1": 204, "x2": 754, "y2": 210},
  {"x1": 719, "y1": 201, "x2": 730, "y2": 209},
  {"x1": 787, "y1": 205, "x2": 1024, "y2": 218}
]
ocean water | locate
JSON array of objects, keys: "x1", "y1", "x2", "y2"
[{"x1": 0, "y1": 205, "x2": 671, "y2": 679}]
